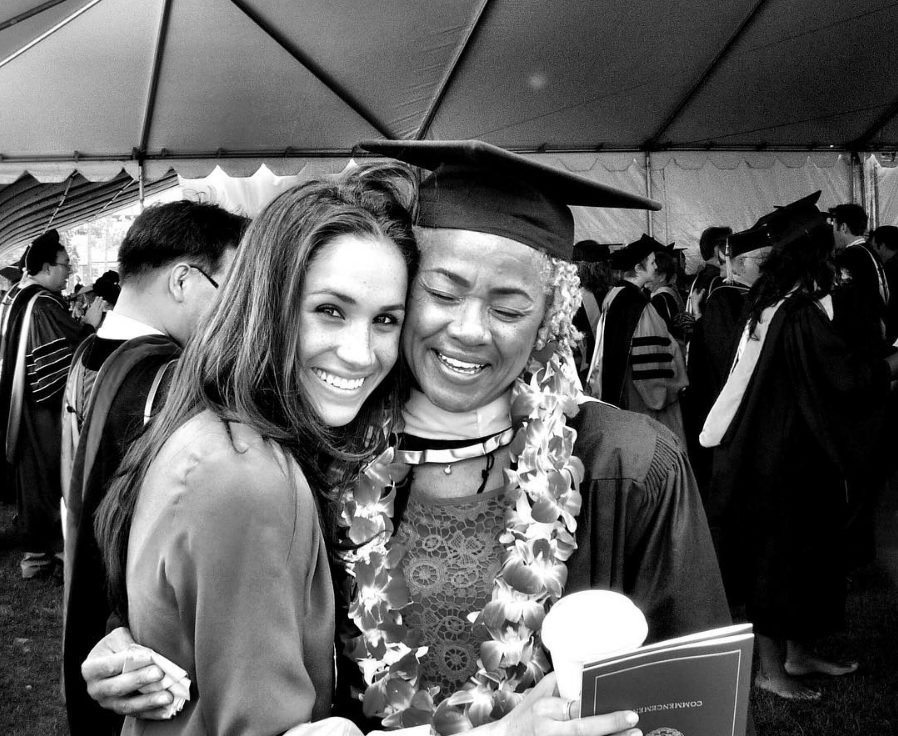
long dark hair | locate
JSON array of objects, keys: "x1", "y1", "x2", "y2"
[
  {"x1": 95, "y1": 163, "x2": 419, "y2": 615},
  {"x1": 746, "y1": 215, "x2": 835, "y2": 335}
]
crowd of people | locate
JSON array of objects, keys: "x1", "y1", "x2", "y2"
[
  {"x1": 576, "y1": 193, "x2": 898, "y2": 702},
  {"x1": 0, "y1": 139, "x2": 892, "y2": 735}
]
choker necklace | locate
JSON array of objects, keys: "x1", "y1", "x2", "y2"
[{"x1": 396, "y1": 428, "x2": 515, "y2": 475}]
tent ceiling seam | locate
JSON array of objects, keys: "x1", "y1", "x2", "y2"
[
  {"x1": 137, "y1": 0, "x2": 173, "y2": 158},
  {"x1": 0, "y1": 0, "x2": 71, "y2": 33},
  {"x1": 851, "y1": 93, "x2": 898, "y2": 149},
  {"x1": 414, "y1": 0, "x2": 492, "y2": 141},
  {"x1": 0, "y1": 0, "x2": 102, "y2": 70},
  {"x1": 641, "y1": 0, "x2": 772, "y2": 150},
  {"x1": 227, "y1": 0, "x2": 392, "y2": 139}
]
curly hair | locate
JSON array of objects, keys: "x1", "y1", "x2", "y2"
[{"x1": 535, "y1": 253, "x2": 583, "y2": 351}]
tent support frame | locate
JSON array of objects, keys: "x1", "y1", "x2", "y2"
[
  {"x1": 644, "y1": 151, "x2": 653, "y2": 236},
  {"x1": 0, "y1": 0, "x2": 70, "y2": 33},
  {"x1": 137, "y1": 0, "x2": 173, "y2": 158},
  {"x1": 415, "y1": 0, "x2": 492, "y2": 140},
  {"x1": 642, "y1": 0, "x2": 771, "y2": 150},
  {"x1": 228, "y1": 0, "x2": 392, "y2": 139}
]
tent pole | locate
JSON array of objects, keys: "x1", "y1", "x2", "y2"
[
  {"x1": 851, "y1": 151, "x2": 865, "y2": 207},
  {"x1": 871, "y1": 157, "x2": 881, "y2": 230},
  {"x1": 138, "y1": 164, "x2": 146, "y2": 211},
  {"x1": 644, "y1": 151, "x2": 653, "y2": 236}
]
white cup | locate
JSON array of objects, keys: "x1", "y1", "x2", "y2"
[{"x1": 541, "y1": 590, "x2": 648, "y2": 700}]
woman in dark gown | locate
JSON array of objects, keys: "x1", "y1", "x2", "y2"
[{"x1": 701, "y1": 193, "x2": 898, "y2": 701}]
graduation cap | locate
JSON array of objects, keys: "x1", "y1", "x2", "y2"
[
  {"x1": 358, "y1": 139, "x2": 661, "y2": 261},
  {"x1": 727, "y1": 191, "x2": 826, "y2": 257},
  {"x1": 0, "y1": 265, "x2": 21, "y2": 283},
  {"x1": 656, "y1": 241, "x2": 683, "y2": 255},
  {"x1": 572, "y1": 239, "x2": 611, "y2": 263},
  {"x1": 698, "y1": 226, "x2": 732, "y2": 260},
  {"x1": 610, "y1": 233, "x2": 660, "y2": 271}
]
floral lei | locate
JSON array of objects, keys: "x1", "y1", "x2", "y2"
[{"x1": 337, "y1": 347, "x2": 584, "y2": 735}]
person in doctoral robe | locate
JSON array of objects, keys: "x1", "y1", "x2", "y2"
[
  {"x1": 0, "y1": 230, "x2": 101, "y2": 579},
  {"x1": 0, "y1": 254, "x2": 28, "y2": 506},
  {"x1": 649, "y1": 243, "x2": 688, "y2": 346},
  {"x1": 701, "y1": 193, "x2": 898, "y2": 702},
  {"x1": 60, "y1": 201, "x2": 247, "y2": 736},
  {"x1": 686, "y1": 224, "x2": 772, "y2": 496},
  {"x1": 828, "y1": 203, "x2": 890, "y2": 567},
  {"x1": 571, "y1": 239, "x2": 611, "y2": 383},
  {"x1": 587, "y1": 233, "x2": 688, "y2": 447}
]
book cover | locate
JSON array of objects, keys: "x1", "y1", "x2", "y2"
[{"x1": 580, "y1": 624, "x2": 754, "y2": 736}]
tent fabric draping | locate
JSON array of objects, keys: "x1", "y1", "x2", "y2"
[
  {"x1": 0, "y1": 170, "x2": 178, "y2": 256},
  {"x1": 2, "y1": 0, "x2": 897, "y2": 175},
  {"x1": 3, "y1": 0, "x2": 898, "y2": 255}
]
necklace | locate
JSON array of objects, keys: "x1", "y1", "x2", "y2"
[
  {"x1": 337, "y1": 348, "x2": 585, "y2": 733},
  {"x1": 396, "y1": 428, "x2": 515, "y2": 475}
]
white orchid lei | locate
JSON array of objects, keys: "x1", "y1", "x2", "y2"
[{"x1": 337, "y1": 347, "x2": 585, "y2": 735}]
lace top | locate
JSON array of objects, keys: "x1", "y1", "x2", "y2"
[{"x1": 395, "y1": 483, "x2": 509, "y2": 698}]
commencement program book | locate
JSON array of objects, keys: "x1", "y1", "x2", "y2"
[{"x1": 580, "y1": 623, "x2": 754, "y2": 736}]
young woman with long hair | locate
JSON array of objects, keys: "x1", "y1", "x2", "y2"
[{"x1": 94, "y1": 162, "x2": 419, "y2": 734}]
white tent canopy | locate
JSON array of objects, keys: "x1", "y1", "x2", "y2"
[{"x1": 2, "y1": 0, "x2": 898, "y2": 253}]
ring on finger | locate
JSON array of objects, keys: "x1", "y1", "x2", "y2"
[{"x1": 566, "y1": 699, "x2": 577, "y2": 721}]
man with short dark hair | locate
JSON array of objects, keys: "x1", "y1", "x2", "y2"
[
  {"x1": 830, "y1": 203, "x2": 888, "y2": 355},
  {"x1": 61, "y1": 200, "x2": 248, "y2": 736},
  {"x1": 0, "y1": 230, "x2": 102, "y2": 579},
  {"x1": 829, "y1": 204, "x2": 889, "y2": 570},
  {"x1": 687, "y1": 226, "x2": 731, "y2": 311}
]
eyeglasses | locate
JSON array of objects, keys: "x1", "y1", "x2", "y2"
[
  {"x1": 190, "y1": 265, "x2": 219, "y2": 289},
  {"x1": 53, "y1": 261, "x2": 72, "y2": 270}
]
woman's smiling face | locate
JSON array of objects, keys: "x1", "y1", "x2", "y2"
[
  {"x1": 401, "y1": 228, "x2": 547, "y2": 413},
  {"x1": 298, "y1": 233, "x2": 408, "y2": 427}
]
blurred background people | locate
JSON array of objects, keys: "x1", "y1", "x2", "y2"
[{"x1": 588, "y1": 234, "x2": 688, "y2": 446}]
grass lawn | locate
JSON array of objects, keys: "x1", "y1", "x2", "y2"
[
  {"x1": 0, "y1": 503, "x2": 67, "y2": 735},
  {"x1": 1, "y1": 496, "x2": 897, "y2": 736}
]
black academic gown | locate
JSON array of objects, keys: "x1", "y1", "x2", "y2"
[
  {"x1": 566, "y1": 400, "x2": 731, "y2": 642},
  {"x1": 63, "y1": 333, "x2": 180, "y2": 736},
  {"x1": 683, "y1": 282, "x2": 748, "y2": 495},
  {"x1": 650, "y1": 287, "x2": 686, "y2": 343},
  {"x1": 1, "y1": 285, "x2": 90, "y2": 550},
  {"x1": 0, "y1": 281, "x2": 28, "y2": 504},
  {"x1": 708, "y1": 295, "x2": 889, "y2": 639},
  {"x1": 832, "y1": 242, "x2": 888, "y2": 357},
  {"x1": 884, "y1": 256, "x2": 898, "y2": 345}
]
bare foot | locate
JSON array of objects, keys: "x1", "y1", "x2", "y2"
[
  {"x1": 755, "y1": 673, "x2": 822, "y2": 701},
  {"x1": 784, "y1": 655, "x2": 859, "y2": 677}
]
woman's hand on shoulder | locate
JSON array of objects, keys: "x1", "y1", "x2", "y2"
[
  {"x1": 81, "y1": 627, "x2": 174, "y2": 719},
  {"x1": 477, "y1": 674, "x2": 641, "y2": 736}
]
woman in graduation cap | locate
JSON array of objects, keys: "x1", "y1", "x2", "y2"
[
  {"x1": 84, "y1": 141, "x2": 728, "y2": 736},
  {"x1": 700, "y1": 193, "x2": 898, "y2": 701}
]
